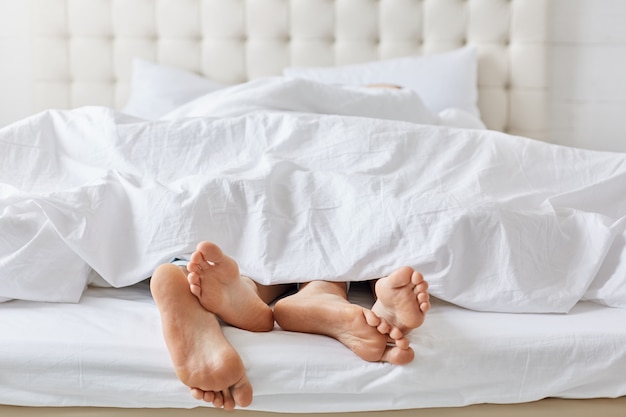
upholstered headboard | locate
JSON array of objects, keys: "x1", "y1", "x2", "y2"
[{"x1": 29, "y1": 0, "x2": 548, "y2": 139}]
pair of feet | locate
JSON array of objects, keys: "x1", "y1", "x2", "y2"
[{"x1": 151, "y1": 241, "x2": 430, "y2": 410}]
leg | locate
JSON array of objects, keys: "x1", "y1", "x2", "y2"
[
  {"x1": 370, "y1": 266, "x2": 430, "y2": 340},
  {"x1": 273, "y1": 280, "x2": 415, "y2": 364},
  {"x1": 186, "y1": 241, "x2": 294, "y2": 332},
  {"x1": 150, "y1": 263, "x2": 252, "y2": 410}
]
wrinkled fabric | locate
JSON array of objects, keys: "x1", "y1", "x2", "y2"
[{"x1": 1, "y1": 79, "x2": 626, "y2": 311}]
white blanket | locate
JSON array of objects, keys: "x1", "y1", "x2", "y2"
[{"x1": 1, "y1": 77, "x2": 625, "y2": 312}]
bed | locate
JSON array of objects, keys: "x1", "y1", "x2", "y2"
[{"x1": 1, "y1": 0, "x2": 626, "y2": 416}]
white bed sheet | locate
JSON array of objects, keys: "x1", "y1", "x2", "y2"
[{"x1": 1, "y1": 283, "x2": 625, "y2": 413}]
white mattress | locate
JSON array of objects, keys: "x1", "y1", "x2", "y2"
[{"x1": 1, "y1": 282, "x2": 626, "y2": 413}]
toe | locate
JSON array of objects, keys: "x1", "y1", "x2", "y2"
[
  {"x1": 363, "y1": 309, "x2": 382, "y2": 327},
  {"x1": 211, "y1": 392, "x2": 224, "y2": 408},
  {"x1": 376, "y1": 320, "x2": 392, "y2": 335},
  {"x1": 414, "y1": 283, "x2": 429, "y2": 298},
  {"x1": 232, "y1": 377, "x2": 254, "y2": 408},
  {"x1": 189, "y1": 283, "x2": 202, "y2": 298},
  {"x1": 418, "y1": 292, "x2": 429, "y2": 305},
  {"x1": 187, "y1": 273, "x2": 203, "y2": 297},
  {"x1": 187, "y1": 272, "x2": 200, "y2": 286},
  {"x1": 190, "y1": 250, "x2": 206, "y2": 267},
  {"x1": 394, "y1": 336, "x2": 410, "y2": 350},
  {"x1": 388, "y1": 326, "x2": 404, "y2": 341},
  {"x1": 380, "y1": 266, "x2": 413, "y2": 290},
  {"x1": 202, "y1": 390, "x2": 215, "y2": 403},
  {"x1": 411, "y1": 270, "x2": 424, "y2": 282},
  {"x1": 197, "y1": 241, "x2": 226, "y2": 263},
  {"x1": 221, "y1": 389, "x2": 236, "y2": 410},
  {"x1": 381, "y1": 345, "x2": 415, "y2": 364},
  {"x1": 190, "y1": 388, "x2": 203, "y2": 400},
  {"x1": 187, "y1": 261, "x2": 201, "y2": 273},
  {"x1": 394, "y1": 266, "x2": 415, "y2": 287},
  {"x1": 412, "y1": 271, "x2": 427, "y2": 287}
]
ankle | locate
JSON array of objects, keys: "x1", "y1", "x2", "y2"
[
  {"x1": 272, "y1": 298, "x2": 294, "y2": 329},
  {"x1": 300, "y1": 281, "x2": 348, "y2": 297},
  {"x1": 248, "y1": 305, "x2": 275, "y2": 332}
]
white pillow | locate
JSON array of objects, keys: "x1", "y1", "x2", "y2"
[
  {"x1": 437, "y1": 108, "x2": 486, "y2": 130},
  {"x1": 161, "y1": 77, "x2": 440, "y2": 126},
  {"x1": 122, "y1": 58, "x2": 226, "y2": 120},
  {"x1": 283, "y1": 46, "x2": 479, "y2": 118}
]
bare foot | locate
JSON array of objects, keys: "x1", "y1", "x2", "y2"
[
  {"x1": 371, "y1": 267, "x2": 430, "y2": 341},
  {"x1": 151, "y1": 263, "x2": 253, "y2": 410},
  {"x1": 273, "y1": 281, "x2": 415, "y2": 364},
  {"x1": 187, "y1": 241, "x2": 274, "y2": 332}
]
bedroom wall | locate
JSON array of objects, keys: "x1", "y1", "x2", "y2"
[{"x1": 1, "y1": 0, "x2": 626, "y2": 153}]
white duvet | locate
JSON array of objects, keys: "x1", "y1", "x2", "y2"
[{"x1": 1, "y1": 77, "x2": 625, "y2": 312}]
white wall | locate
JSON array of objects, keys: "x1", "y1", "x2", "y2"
[
  {"x1": 2, "y1": 1, "x2": 626, "y2": 152},
  {"x1": 549, "y1": 0, "x2": 626, "y2": 152}
]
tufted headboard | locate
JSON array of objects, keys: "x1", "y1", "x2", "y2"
[{"x1": 29, "y1": 0, "x2": 548, "y2": 139}]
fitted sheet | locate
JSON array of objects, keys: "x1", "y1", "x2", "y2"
[{"x1": 1, "y1": 282, "x2": 625, "y2": 413}]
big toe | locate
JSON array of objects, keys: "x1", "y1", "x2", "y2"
[
  {"x1": 232, "y1": 376, "x2": 253, "y2": 408},
  {"x1": 388, "y1": 266, "x2": 415, "y2": 288},
  {"x1": 196, "y1": 241, "x2": 226, "y2": 263},
  {"x1": 381, "y1": 345, "x2": 415, "y2": 365}
]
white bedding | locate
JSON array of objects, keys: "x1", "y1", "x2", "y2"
[
  {"x1": 1, "y1": 77, "x2": 626, "y2": 313},
  {"x1": 1, "y1": 283, "x2": 625, "y2": 412}
]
